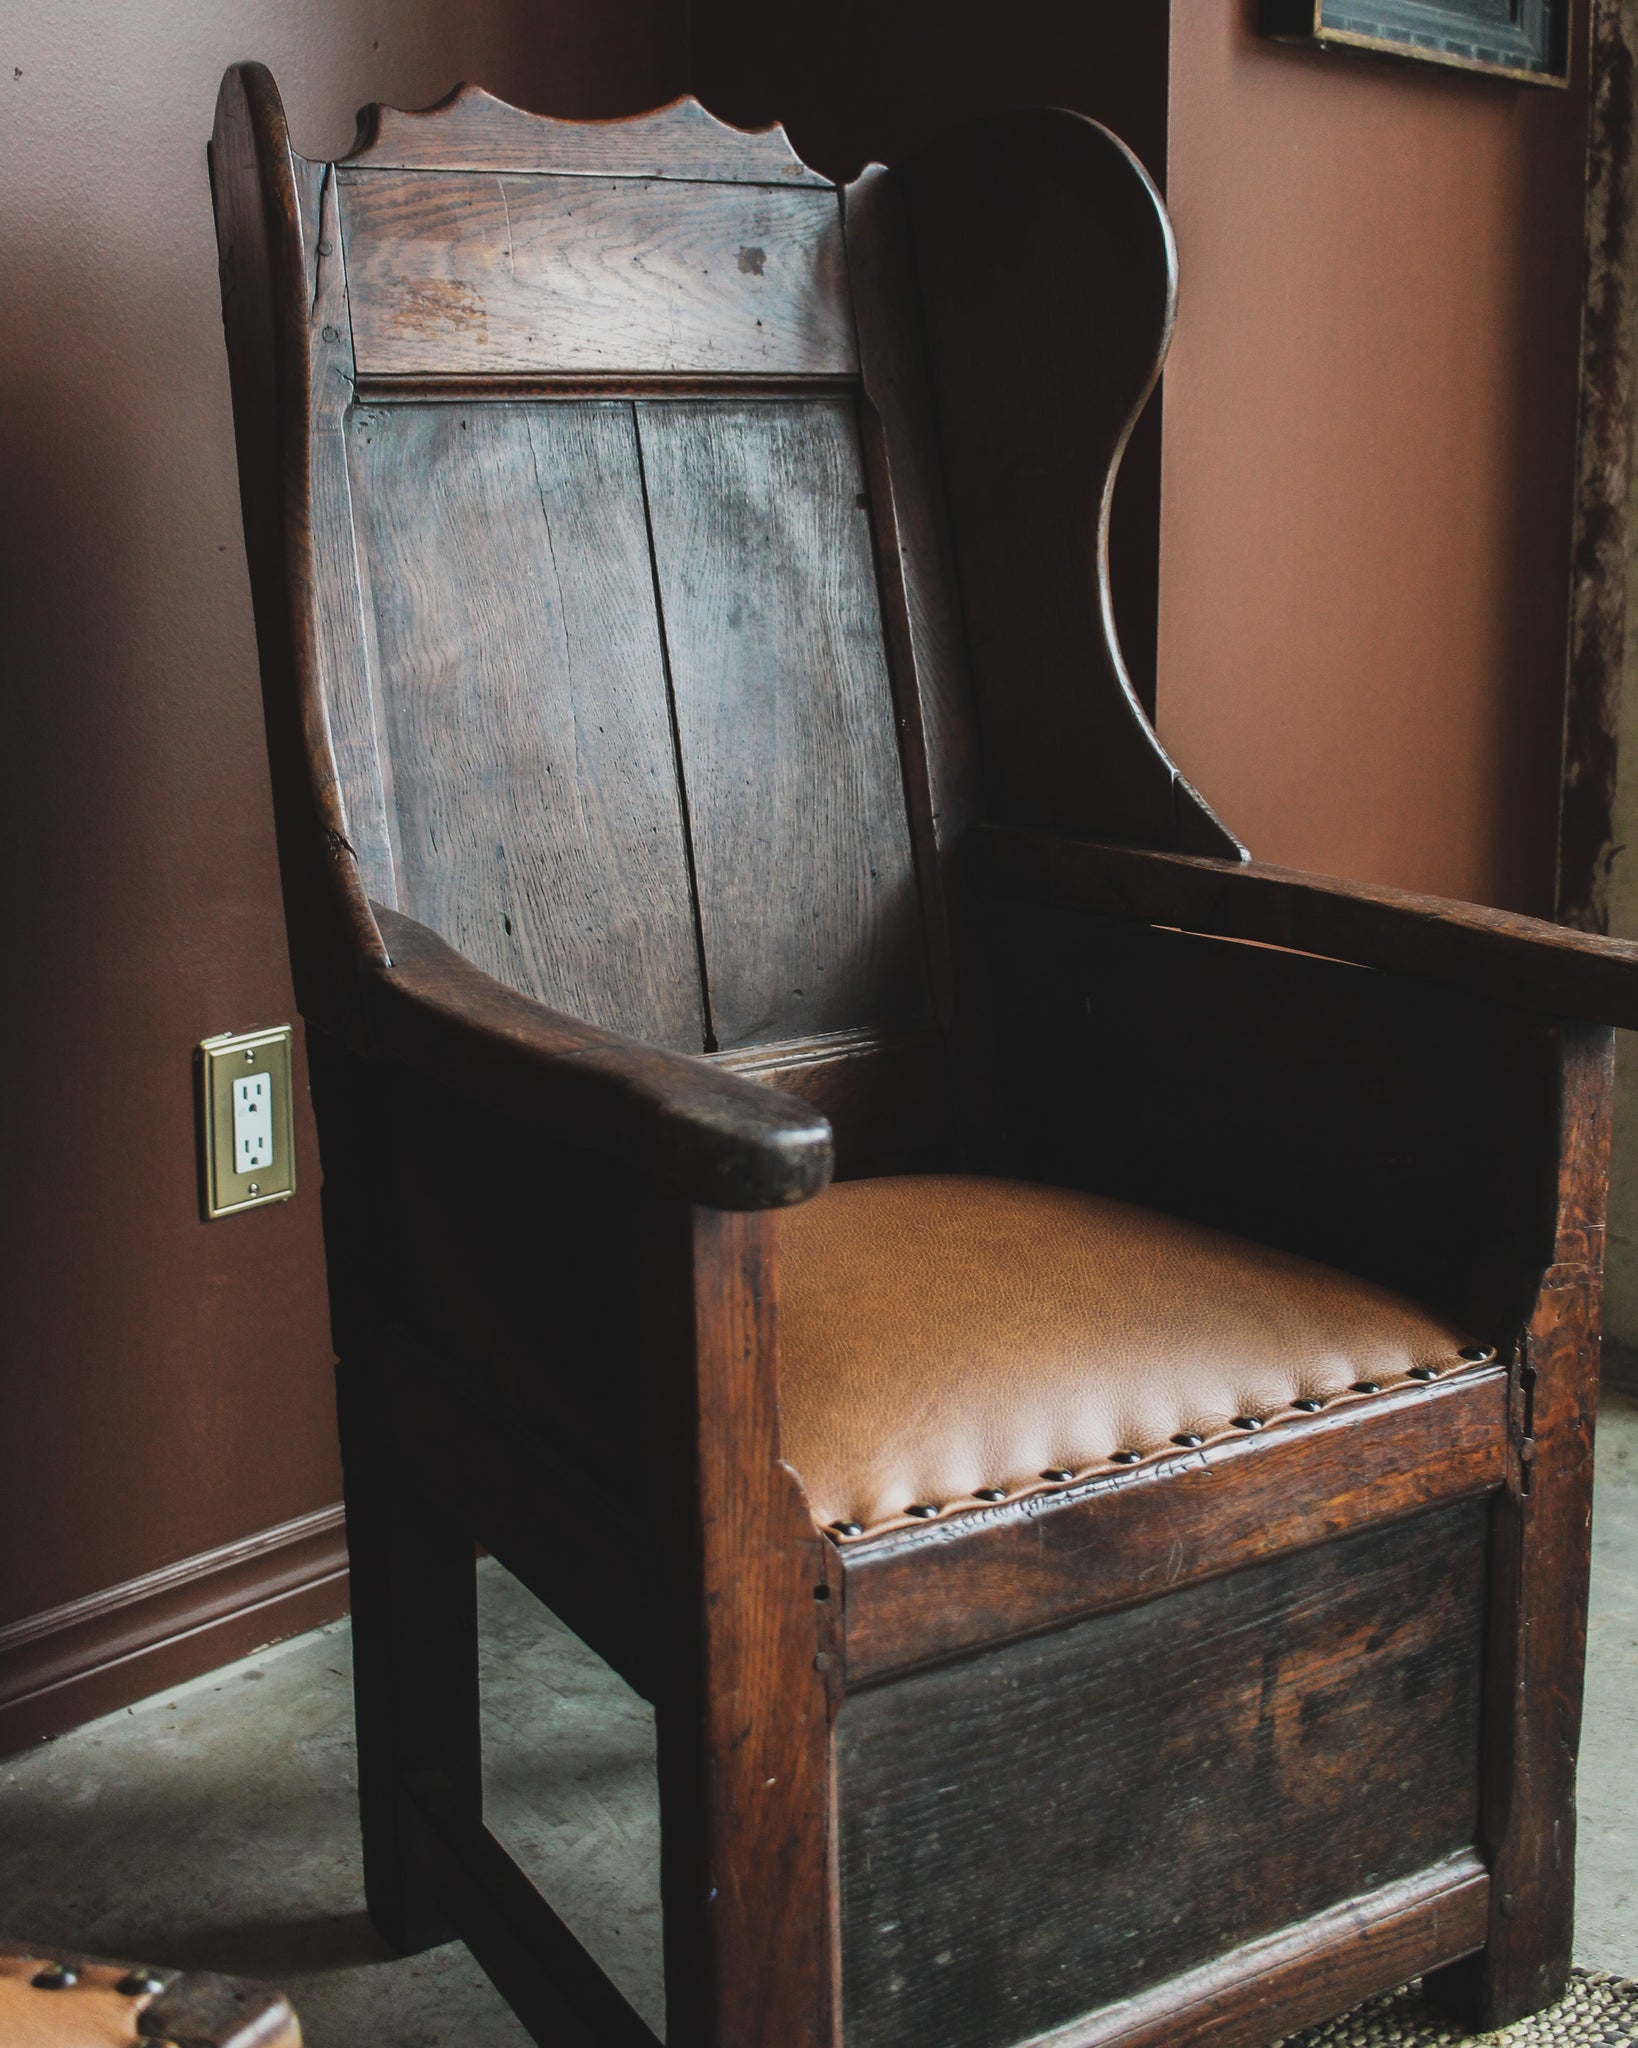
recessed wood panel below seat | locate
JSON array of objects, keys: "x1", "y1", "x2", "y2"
[{"x1": 836, "y1": 1500, "x2": 1487, "y2": 2048}]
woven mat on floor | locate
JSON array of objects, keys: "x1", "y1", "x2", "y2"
[{"x1": 1279, "y1": 1973, "x2": 1638, "y2": 2046}]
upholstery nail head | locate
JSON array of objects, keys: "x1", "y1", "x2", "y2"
[
  {"x1": 974, "y1": 1486, "x2": 1008, "y2": 1502},
  {"x1": 118, "y1": 1970, "x2": 166, "y2": 1997},
  {"x1": 830, "y1": 1520, "x2": 863, "y2": 1538},
  {"x1": 1111, "y1": 1449, "x2": 1142, "y2": 1464},
  {"x1": 1458, "y1": 1345, "x2": 1494, "y2": 1363},
  {"x1": 1349, "y1": 1381, "x2": 1381, "y2": 1395},
  {"x1": 1040, "y1": 1468, "x2": 1073, "y2": 1483},
  {"x1": 32, "y1": 1963, "x2": 77, "y2": 1990},
  {"x1": 1292, "y1": 1398, "x2": 1324, "y2": 1412},
  {"x1": 1171, "y1": 1431, "x2": 1204, "y2": 1447},
  {"x1": 1408, "y1": 1366, "x2": 1439, "y2": 1382},
  {"x1": 1231, "y1": 1416, "x2": 1264, "y2": 1431},
  {"x1": 905, "y1": 1503, "x2": 940, "y2": 1518}
]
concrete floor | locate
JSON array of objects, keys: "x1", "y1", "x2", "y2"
[{"x1": 2, "y1": 1392, "x2": 1634, "y2": 2048}]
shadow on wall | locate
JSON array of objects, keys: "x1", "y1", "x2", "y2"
[{"x1": 0, "y1": 0, "x2": 685, "y2": 1673}]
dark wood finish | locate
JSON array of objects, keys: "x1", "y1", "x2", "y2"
[
  {"x1": 215, "y1": 66, "x2": 1633, "y2": 2048},
  {"x1": 638, "y1": 395, "x2": 928, "y2": 1048},
  {"x1": 344, "y1": 85, "x2": 830, "y2": 185},
  {"x1": 838, "y1": 1502, "x2": 1487, "y2": 2048},
  {"x1": 403, "y1": 1774, "x2": 660, "y2": 2047},
  {"x1": 977, "y1": 901, "x2": 1565, "y2": 1332},
  {"x1": 976, "y1": 821, "x2": 1638, "y2": 1031},
  {"x1": 713, "y1": 1027, "x2": 953, "y2": 1178},
  {"x1": 647, "y1": 1205, "x2": 835, "y2": 2048},
  {"x1": 1429, "y1": 1023, "x2": 1613, "y2": 2029},
  {"x1": 365, "y1": 905, "x2": 831, "y2": 1211},
  {"x1": 340, "y1": 172, "x2": 855, "y2": 379},
  {"x1": 347, "y1": 400, "x2": 704, "y2": 1045},
  {"x1": 1558, "y1": 0, "x2": 1637, "y2": 930},
  {"x1": 842, "y1": 1366, "x2": 1507, "y2": 1685},
  {"x1": 335, "y1": 1348, "x2": 482, "y2": 1957},
  {"x1": 899, "y1": 112, "x2": 1239, "y2": 857},
  {"x1": 210, "y1": 64, "x2": 389, "y2": 1044},
  {"x1": 1063, "y1": 1854, "x2": 1490, "y2": 2048},
  {"x1": 844, "y1": 165, "x2": 987, "y2": 1025}
]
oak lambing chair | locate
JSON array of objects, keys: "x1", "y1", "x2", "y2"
[{"x1": 211, "y1": 65, "x2": 1638, "y2": 2048}]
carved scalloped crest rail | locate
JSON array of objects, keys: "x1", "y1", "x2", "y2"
[{"x1": 341, "y1": 84, "x2": 830, "y2": 186}]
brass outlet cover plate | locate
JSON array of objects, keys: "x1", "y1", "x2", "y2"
[{"x1": 197, "y1": 1025, "x2": 297, "y2": 1219}]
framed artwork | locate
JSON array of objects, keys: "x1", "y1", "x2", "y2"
[{"x1": 1260, "y1": 0, "x2": 1569, "y2": 84}]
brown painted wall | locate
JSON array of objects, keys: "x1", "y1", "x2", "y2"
[
  {"x1": 0, "y1": 1, "x2": 684, "y2": 1730},
  {"x1": 1157, "y1": 8, "x2": 1590, "y2": 912},
  {"x1": 689, "y1": 0, "x2": 1175, "y2": 710}
]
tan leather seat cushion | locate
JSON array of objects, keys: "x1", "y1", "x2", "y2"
[{"x1": 778, "y1": 1175, "x2": 1479, "y2": 1540}]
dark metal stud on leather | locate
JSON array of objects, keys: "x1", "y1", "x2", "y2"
[
  {"x1": 830, "y1": 1520, "x2": 863, "y2": 1537},
  {"x1": 1111, "y1": 1449, "x2": 1142, "y2": 1464},
  {"x1": 974, "y1": 1487, "x2": 1007, "y2": 1502},
  {"x1": 31, "y1": 1962, "x2": 77, "y2": 1989},
  {"x1": 1041, "y1": 1467, "x2": 1073, "y2": 1482},
  {"x1": 905, "y1": 1503, "x2": 940, "y2": 1519},
  {"x1": 1171, "y1": 1431, "x2": 1205, "y2": 1447},
  {"x1": 1349, "y1": 1381, "x2": 1381, "y2": 1394},
  {"x1": 1292, "y1": 1398, "x2": 1324, "y2": 1411},
  {"x1": 1408, "y1": 1365, "x2": 1440, "y2": 1381},
  {"x1": 1231, "y1": 1416, "x2": 1264, "y2": 1430},
  {"x1": 118, "y1": 1968, "x2": 167, "y2": 1996},
  {"x1": 1458, "y1": 1344, "x2": 1495, "y2": 1363}
]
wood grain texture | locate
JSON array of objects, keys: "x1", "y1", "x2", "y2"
[
  {"x1": 1557, "y1": 0, "x2": 1638, "y2": 929},
  {"x1": 900, "y1": 112, "x2": 1239, "y2": 855},
  {"x1": 347, "y1": 400, "x2": 705, "y2": 1048},
  {"x1": 303, "y1": 164, "x2": 399, "y2": 910},
  {"x1": 364, "y1": 905, "x2": 833, "y2": 1212},
  {"x1": 639, "y1": 397, "x2": 929, "y2": 1049},
  {"x1": 647, "y1": 1205, "x2": 835, "y2": 2048},
  {"x1": 340, "y1": 171, "x2": 854, "y2": 378},
  {"x1": 344, "y1": 86, "x2": 829, "y2": 187},
  {"x1": 335, "y1": 1346, "x2": 481, "y2": 1957},
  {"x1": 1056, "y1": 1854, "x2": 1488, "y2": 2048},
  {"x1": 1428, "y1": 1023, "x2": 1613, "y2": 2029},
  {"x1": 838, "y1": 1501, "x2": 1486, "y2": 2048},
  {"x1": 210, "y1": 63, "x2": 389, "y2": 1042},
  {"x1": 844, "y1": 165, "x2": 986, "y2": 1025},
  {"x1": 714, "y1": 1026, "x2": 953, "y2": 1177},
  {"x1": 976, "y1": 822, "x2": 1638, "y2": 1032},
  {"x1": 979, "y1": 901, "x2": 1565, "y2": 1334},
  {"x1": 841, "y1": 1367, "x2": 1506, "y2": 1686}
]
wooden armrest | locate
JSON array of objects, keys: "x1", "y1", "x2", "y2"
[
  {"x1": 364, "y1": 906, "x2": 833, "y2": 1211},
  {"x1": 972, "y1": 823, "x2": 1638, "y2": 1031}
]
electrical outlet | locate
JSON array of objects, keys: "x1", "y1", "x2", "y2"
[
  {"x1": 233, "y1": 1073, "x2": 273, "y2": 1172},
  {"x1": 198, "y1": 1026, "x2": 296, "y2": 1219}
]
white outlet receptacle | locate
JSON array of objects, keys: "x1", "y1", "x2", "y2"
[{"x1": 234, "y1": 1073, "x2": 273, "y2": 1173}]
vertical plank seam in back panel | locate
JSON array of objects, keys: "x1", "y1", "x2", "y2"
[{"x1": 632, "y1": 402, "x2": 719, "y2": 1053}]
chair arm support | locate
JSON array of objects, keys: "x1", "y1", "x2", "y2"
[
  {"x1": 972, "y1": 823, "x2": 1638, "y2": 1030},
  {"x1": 363, "y1": 905, "x2": 834, "y2": 1211}
]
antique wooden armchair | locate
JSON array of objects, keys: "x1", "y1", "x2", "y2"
[{"x1": 211, "y1": 65, "x2": 1638, "y2": 2048}]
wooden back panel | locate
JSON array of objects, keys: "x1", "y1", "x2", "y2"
[
  {"x1": 212, "y1": 73, "x2": 1236, "y2": 1160},
  {"x1": 213, "y1": 77, "x2": 932, "y2": 1084}
]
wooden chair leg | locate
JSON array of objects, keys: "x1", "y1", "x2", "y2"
[
  {"x1": 649, "y1": 1206, "x2": 838, "y2": 2048},
  {"x1": 336, "y1": 1351, "x2": 482, "y2": 1957},
  {"x1": 1427, "y1": 1024, "x2": 1610, "y2": 2031}
]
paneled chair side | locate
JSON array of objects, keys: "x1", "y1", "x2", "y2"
[{"x1": 211, "y1": 64, "x2": 1638, "y2": 2048}]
